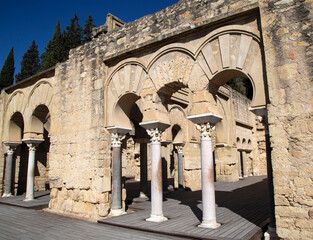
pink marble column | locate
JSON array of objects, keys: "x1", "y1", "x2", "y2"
[
  {"x1": 140, "y1": 121, "x2": 170, "y2": 222},
  {"x1": 188, "y1": 113, "x2": 222, "y2": 229},
  {"x1": 107, "y1": 126, "x2": 132, "y2": 216}
]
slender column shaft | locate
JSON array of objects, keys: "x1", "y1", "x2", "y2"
[
  {"x1": 194, "y1": 122, "x2": 220, "y2": 229},
  {"x1": 112, "y1": 145, "x2": 122, "y2": 210},
  {"x1": 25, "y1": 147, "x2": 36, "y2": 201},
  {"x1": 108, "y1": 130, "x2": 128, "y2": 216},
  {"x1": 201, "y1": 137, "x2": 217, "y2": 224},
  {"x1": 150, "y1": 141, "x2": 163, "y2": 217},
  {"x1": 3, "y1": 150, "x2": 14, "y2": 196},
  {"x1": 140, "y1": 142, "x2": 148, "y2": 197},
  {"x1": 144, "y1": 127, "x2": 168, "y2": 222},
  {"x1": 242, "y1": 151, "x2": 248, "y2": 177},
  {"x1": 238, "y1": 151, "x2": 242, "y2": 178},
  {"x1": 177, "y1": 147, "x2": 184, "y2": 189}
]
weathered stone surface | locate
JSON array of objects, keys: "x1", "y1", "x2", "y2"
[{"x1": 0, "y1": 1, "x2": 311, "y2": 238}]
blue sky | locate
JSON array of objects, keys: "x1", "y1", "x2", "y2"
[{"x1": 0, "y1": 0, "x2": 178, "y2": 79}]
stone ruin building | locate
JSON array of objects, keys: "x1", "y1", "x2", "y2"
[{"x1": 0, "y1": 1, "x2": 312, "y2": 239}]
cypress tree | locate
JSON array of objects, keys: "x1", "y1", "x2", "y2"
[
  {"x1": 41, "y1": 19, "x2": 65, "y2": 70},
  {"x1": 0, "y1": 47, "x2": 15, "y2": 90},
  {"x1": 64, "y1": 14, "x2": 83, "y2": 55},
  {"x1": 15, "y1": 40, "x2": 41, "y2": 83},
  {"x1": 83, "y1": 14, "x2": 96, "y2": 43}
]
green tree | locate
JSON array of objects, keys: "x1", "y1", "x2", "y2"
[
  {"x1": 15, "y1": 40, "x2": 41, "y2": 83},
  {"x1": 64, "y1": 14, "x2": 83, "y2": 55},
  {"x1": 0, "y1": 47, "x2": 15, "y2": 90},
  {"x1": 227, "y1": 77, "x2": 253, "y2": 100},
  {"x1": 41, "y1": 19, "x2": 65, "y2": 70},
  {"x1": 83, "y1": 14, "x2": 96, "y2": 43}
]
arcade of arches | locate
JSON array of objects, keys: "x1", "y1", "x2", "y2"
[{"x1": 0, "y1": 1, "x2": 312, "y2": 239}]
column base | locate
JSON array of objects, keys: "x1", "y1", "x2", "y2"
[
  {"x1": 2, "y1": 193, "x2": 12, "y2": 197},
  {"x1": 140, "y1": 192, "x2": 148, "y2": 198},
  {"x1": 23, "y1": 198, "x2": 35, "y2": 202},
  {"x1": 146, "y1": 214, "x2": 168, "y2": 222},
  {"x1": 264, "y1": 226, "x2": 279, "y2": 240},
  {"x1": 110, "y1": 208, "x2": 126, "y2": 216},
  {"x1": 198, "y1": 220, "x2": 221, "y2": 229}
]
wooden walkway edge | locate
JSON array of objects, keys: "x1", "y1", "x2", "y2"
[{"x1": 99, "y1": 176, "x2": 269, "y2": 240}]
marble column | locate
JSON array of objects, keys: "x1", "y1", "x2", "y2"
[
  {"x1": 161, "y1": 141, "x2": 171, "y2": 193},
  {"x1": 173, "y1": 143, "x2": 184, "y2": 191},
  {"x1": 140, "y1": 121, "x2": 170, "y2": 222},
  {"x1": 242, "y1": 151, "x2": 248, "y2": 177},
  {"x1": 107, "y1": 126, "x2": 131, "y2": 216},
  {"x1": 237, "y1": 150, "x2": 243, "y2": 179},
  {"x1": 23, "y1": 139, "x2": 44, "y2": 201},
  {"x1": 139, "y1": 140, "x2": 148, "y2": 198},
  {"x1": 188, "y1": 113, "x2": 222, "y2": 229},
  {"x1": 2, "y1": 142, "x2": 20, "y2": 197}
]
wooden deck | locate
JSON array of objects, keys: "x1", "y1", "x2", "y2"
[
  {"x1": 0, "y1": 190, "x2": 50, "y2": 210},
  {"x1": 99, "y1": 176, "x2": 269, "y2": 240}
]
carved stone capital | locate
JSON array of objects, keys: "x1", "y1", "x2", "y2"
[
  {"x1": 27, "y1": 143, "x2": 37, "y2": 152},
  {"x1": 195, "y1": 122, "x2": 215, "y2": 140},
  {"x1": 22, "y1": 139, "x2": 44, "y2": 152},
  {"x1": 6, "y1": 146, "x2": 16, "y2": 155},
  {"x1": 3, "y1": 142, "x2": 21, "y2": 155},
  {"x1": 146, "y1": 128, "x2": 163, "y2": 143},
  {"x1": 175, "y1": 145, "x2": 184, "y2": 154},
  {"x1": 111, "y1": 132, "x2": 126, "y2": 147}
]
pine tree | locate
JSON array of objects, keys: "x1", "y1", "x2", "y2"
[
  {"x1": 15, "y1": 40, "x2": 41, "y2": 83},
  {"x1": 0, "y1": 47, "x2": 15, "y2": 90},
  {"x1": 64, "y1": 14, "x2": 83, "y2": 55},
  {"x1": 41, "y1": 19, "x2": 65, "y2": 70},
  {"x1": 83, "y1": 14, "x2": 96, "y2": 43}
]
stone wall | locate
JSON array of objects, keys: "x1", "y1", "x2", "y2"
[
  {"x1": 0, "y1": 1, "x2": 311, "y2": 238},
  {"x1": 0, "y1": 91, "x2": 6, "y2": 196},
  {"x1": 8, "y1": 0, "x2": 266, "y2": 219},
  {"x1": 259, "y1": 0, "x2": 313, "y2": 239},
  {"x1": 47, "y1": 45, "x2": 111, "y2": 220}
]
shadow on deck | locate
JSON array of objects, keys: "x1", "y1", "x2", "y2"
[{"x1": 99, "y1": 176, "x2": 269, "y2": 240}]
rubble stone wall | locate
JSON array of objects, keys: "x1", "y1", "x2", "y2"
[
  {"x1": 0, "y1": 1, "x2": 311, "y2": 238},
  {"x1": 259, "y1": 0, "x2": 313, "y2": 239},
  {"x1": 47, "y1": 47, "x2": 111, "y2": 221}
]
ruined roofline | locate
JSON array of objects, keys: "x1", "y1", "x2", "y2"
[
  {"x1": 97, "y1": 0, "x2": 259, "y2": 64},
  {"x1": 3, "y1": 66, "x2": 55, "y2": 94},
  {"x1": 92, "y1": 13, "x2": 126, "y2": 38}
]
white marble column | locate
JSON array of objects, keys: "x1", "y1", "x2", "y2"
[
  {"x1": 107, "y1": 126, "x2": 131, "y2": 216},
  {"x1": 23, "y1": 139, "x2": 44, "y2": 201},
  {"x1": 188, "y1": 113, "x2": 222, "y2": 229},
  {"x1": 140, "y1": 121, "x2": 170, "y2": 222},
  {"x1": 173, "y1": 143, "x2": 184, "y2": 191},
  {"x1": 2, "y1": 142, "x2": 20, "y2": 197}
]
